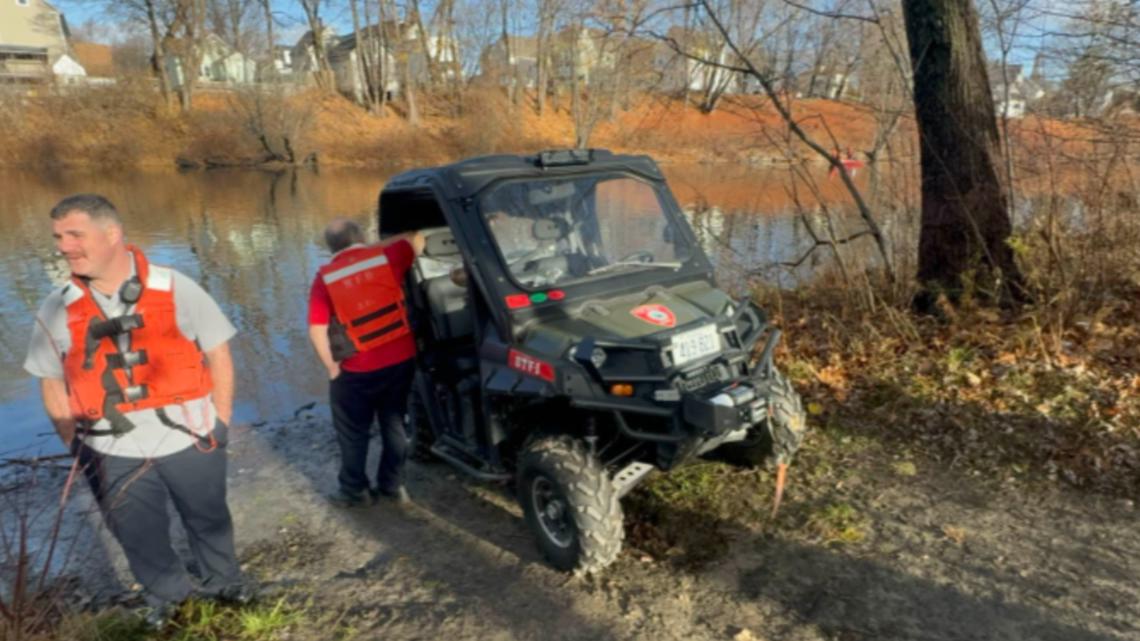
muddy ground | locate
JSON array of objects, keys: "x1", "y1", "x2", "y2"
[{"x1": 10, "y1": 408, "x2": 1138, "y2": 641}]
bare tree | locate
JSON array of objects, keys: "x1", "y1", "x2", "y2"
[
  {"x1": 298, "y1": 0, "x2": 333, "y2": 88},
  {"x1": 535, "y1": 0, "x2": 563, "y2": 114},
  {"x1": 113, "y1": 0, "x2": 208, "y2": 111},
  {"x1": 258, "y1": 0, "x2": 277, "y2": 79},
  {"x1": 982, "y1": 0, "x2": 1032, "y2": 215},
  {"x1": 653, "y1": 0, "x2": 897, "y2": 280},
  {"x1": 141, "y1": 0, "x2": 176, "y2": 106},
  {"x1": 166, "y1": 0, "x2": 208, "y2": 112},
  {"x1": 207, "y1": 0, "x2": 258, "y2": 54}
]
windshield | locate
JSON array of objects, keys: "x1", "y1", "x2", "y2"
[{"x1": 479, "y1": 174, "x2": 694, "y2": 289}]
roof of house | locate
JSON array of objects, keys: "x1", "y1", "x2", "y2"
[{"x1": 72, "y1": 41, "x2": 113, "y2": 76}]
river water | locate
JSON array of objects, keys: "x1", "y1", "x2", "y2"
[{"x1": 0, "y1": 164, "x2": 881, "y2": 457}]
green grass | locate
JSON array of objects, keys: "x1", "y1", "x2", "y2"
[
  {"x1": 234, "y1": 598, "x2": 303, "y2": 640},
  {"x1": 805, "y1": 502, "x2": 870, "y2": 545},
  {"x1": 55, "y1": 596, "x2": 304, "y2": 641}
]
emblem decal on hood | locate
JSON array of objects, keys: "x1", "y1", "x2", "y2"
[{"x1": 631, "y1": 304, "x2": 676, "y2": 328}]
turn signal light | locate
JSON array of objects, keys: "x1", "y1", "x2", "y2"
[{"x1": 609, "y1": 383, "x2": 634, "y2": 397}]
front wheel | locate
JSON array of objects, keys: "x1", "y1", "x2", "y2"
[
  {"x1": 517, "y1": 436, "x2": 624, "y2": 574},
  {"x1": 716, "y1": 369, "x2": 806, "y2": 467}
]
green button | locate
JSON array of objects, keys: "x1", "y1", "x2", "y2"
[{"x1": 530, "y1": 292, "x2": 549, "y2": 303}]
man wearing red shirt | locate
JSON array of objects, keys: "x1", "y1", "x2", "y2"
[{"x1": 308, "y1": 218, "x2": 424, "y2": 507}]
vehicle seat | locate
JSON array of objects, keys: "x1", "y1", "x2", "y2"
[
  {"x1": 425, "y1": 275, "x2": 472, "y2": 340},
  {"x1": 416, "y1": 227, "x2": 473, "y2": 341}
]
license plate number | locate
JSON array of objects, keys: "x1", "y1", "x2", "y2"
[{"x1": 670, "y1": 324, "x2": 721, "y2": 366}]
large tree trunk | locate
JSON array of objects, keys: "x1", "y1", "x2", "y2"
[{"x1": 902, "y1": 0, "x2": 1026, "y2": 307}]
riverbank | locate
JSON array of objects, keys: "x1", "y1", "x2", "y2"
[{"x1": 3, "y1": 84, "x2": 1129, "y2": 173}]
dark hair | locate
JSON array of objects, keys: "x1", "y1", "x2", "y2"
[
  {"x1": 324, "y1": 218, "x2": 365, "y2": 253},
  {"x1": 49, "y1": 193, "x2": 122, "y2": 225}
]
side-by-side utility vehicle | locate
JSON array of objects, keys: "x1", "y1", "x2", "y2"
[{"x1": 378, "y1": 149, "x2": 807, "y2": 573}]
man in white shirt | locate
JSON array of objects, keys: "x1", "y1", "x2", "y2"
[{"x1": 25, "y1": 194, "x2": 250, "y2": 627}]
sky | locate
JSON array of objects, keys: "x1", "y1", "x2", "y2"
[
  {"x1": 57, "y1": 0, "x2": 325, "y2": 46},
  {"x1": 52, "y1": 0, "x2": 1077, "y2": 79}
]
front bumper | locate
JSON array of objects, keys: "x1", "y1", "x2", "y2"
[{"x1": 682, "y1": 383, "x2": 766, "y2": 436}]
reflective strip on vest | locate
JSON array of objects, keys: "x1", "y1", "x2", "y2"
[
  {"x1": 60, "y1": 283, "x2": 84, "y2": 306},
  {"x1": 322, "y1": 254, "x2": 390, "y2": 284},
  {"x1": 146, "y1": 266, "x2": 173, "y2": 291}
]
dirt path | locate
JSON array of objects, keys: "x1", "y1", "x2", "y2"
[{"x1": 18, "y1": 413, "x2": 1139, "y2": 641}]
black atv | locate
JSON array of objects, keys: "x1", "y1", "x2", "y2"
[{"x1": 378, "y1": 149, "x2": 806, "y2": 573}]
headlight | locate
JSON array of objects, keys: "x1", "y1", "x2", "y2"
[
  {"x1": 568, "y1": 343, "x2": 608, "y2": 370},
  {"x1": 589, "y1": 347, "x2": 607, "y2": 369}
]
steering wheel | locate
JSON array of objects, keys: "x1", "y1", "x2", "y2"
[{"x1": 617, "y1": 250, "x2": 655, "y2": 263}]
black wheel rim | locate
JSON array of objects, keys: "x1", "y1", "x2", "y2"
[{"x1": 530, "y1": 476, "x2": 573, "y2": 548}]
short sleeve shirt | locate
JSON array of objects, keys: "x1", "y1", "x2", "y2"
[
  {"x1": 308, "y1": 240, "x2": 416, "y2": 372},
  {"x1": 24, "y1": 266, "x2": 236, "y2": 458}
]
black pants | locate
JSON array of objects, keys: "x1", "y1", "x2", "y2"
[
  {"x1": 330, "y1": 360, "x2": 415, "y2": 495},
  {"x1": 77, "y1": 422, "x2": 242, "y2": 607}
]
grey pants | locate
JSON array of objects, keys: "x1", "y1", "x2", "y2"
[{"x1": 77, "y1": 422, "x2": 242, "y2": 606}]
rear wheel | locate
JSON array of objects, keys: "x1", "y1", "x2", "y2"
[
  {"x1": 716, "y1": 369, "x2": 805, "y2": 467},
  {"x1": 517, "y1": 436, "x2": 623, "y2": 574}
]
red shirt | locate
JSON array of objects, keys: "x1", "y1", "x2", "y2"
[{"x1": 308, "y1": 240, "x2": 416, "y2": 372}]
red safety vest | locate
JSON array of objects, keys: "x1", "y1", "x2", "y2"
[
  {"x1": 318, "y1": 244, "x2": 411, "y2": 360},
  {"x1": 62, "y1": 246, "x2": 213, "y2": 425}
]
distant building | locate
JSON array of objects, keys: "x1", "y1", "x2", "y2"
[
  {"x1": 989, "y1": 63, "x2": 1046, "y2": 118},
  {"x1": 327, "y1": 25, "x2": 400, "y2": 102},
  {"x1": 653, "y1": 27, "x2": 743, "y2": 94},
  {"x1": 164, "y1": 33, "x2": 256, "y2": 88},
  {"x1": 290, "y1": 25, "x2": 338, "y2": 77},
  {"x1": 273, "y1": 45, "x2": 293, "y2": 74},
  {"x1": 479, "y1": 35, "x2": 538, "y2": 88},
  {"x1": 0, "y1": 0, "x2": 83, "y2": 83}
]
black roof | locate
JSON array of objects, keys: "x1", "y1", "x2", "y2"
[{"x1": 380, "y1": 149, "x2": 666, "y2": 200}]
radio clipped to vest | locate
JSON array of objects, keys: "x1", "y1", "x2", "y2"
[{"x1": 318, "y1": 244, "x2": 412, "y2": 361}]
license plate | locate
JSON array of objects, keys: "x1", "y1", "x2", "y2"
[{"x1": 670, "y1": 324, "x2": 721, "y2": 367}]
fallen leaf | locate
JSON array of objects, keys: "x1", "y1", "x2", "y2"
[
  {"x1": 942, "y1": 525, "x2": 967, "y2": 545},
  {"x1": 807, "y1": 402, "x2": 824, "y2": 416}
]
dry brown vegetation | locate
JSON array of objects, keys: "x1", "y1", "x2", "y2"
[{"x1": 0, "y1": 85, "x2": 896, "y2": 170}]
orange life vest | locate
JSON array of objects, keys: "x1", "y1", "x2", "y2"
[
  {"x1": 62, "y1": 246, "x2": 213, "y2": 429},
  {"x1": 318, "y1": 244, "x2": 411, "y2": 360}
]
